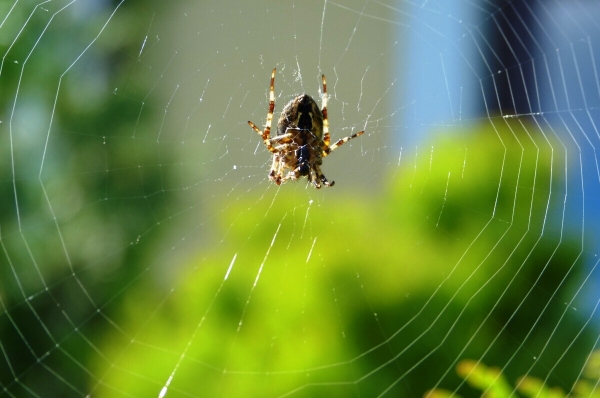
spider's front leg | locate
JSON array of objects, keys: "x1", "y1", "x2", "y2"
[
  {"x1": 248, "y1": 68, "x2": 278, "y2": 153},
  {"x1": 322, "y1": 130, "x2": 364, "y2": 157},
  {"x1": 321, "y1": 74, "x2": 331, "y2": 147}
]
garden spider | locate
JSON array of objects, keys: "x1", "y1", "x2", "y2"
[{"x1": 248, "y1": 68, "x2": 364, "y2": 188}]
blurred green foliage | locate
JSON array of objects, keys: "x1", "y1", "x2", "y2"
[
  {"x1": 427, "y1": 349, "x2": 600, "y2": 398},
  {"x1": 0, "y1": 1, "x2": 170, "y2": 394},
  {"x1": 91, "y1": 120, "x2": 591, "y2": 397}
]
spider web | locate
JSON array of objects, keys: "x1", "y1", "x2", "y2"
[{"x1": 1, "y1": 0, "x2": 600, "y2": 397}]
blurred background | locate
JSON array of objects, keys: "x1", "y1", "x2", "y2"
[{"x1": 1, "y1": 0, "x2": 600, "y2": 397}]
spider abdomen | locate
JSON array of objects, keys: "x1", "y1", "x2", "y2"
[{"x1": 277, "y1": 94, "x2": 323, "y2": 140}]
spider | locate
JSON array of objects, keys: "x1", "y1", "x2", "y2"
[{"x1": 248, "y1": 68, "x2": 364, "y2": 188}]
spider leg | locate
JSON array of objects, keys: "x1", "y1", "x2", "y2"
[
  {"x1": 321, "y1": 74, "x2": 330, "y2": 147},
  {"x1": 248, "y1": 68, "x2": 277, "y2": 153},
  {"x1": 248, "y1": 121, "x2": 276, "y2": 153},
  {"x1": 312, "y1": 163, "x2": 333, "y2": 188},
  {"x1": 322, "y1": 130, "x2": 364, "y2": 157},
  {"x1": 264, "y1": 68, "x2": 276, "y2": 140},
  {"x1": 271, "y1": 151, "x2": 299, "y2": 186},
  {"x1": 269, "y1": 132, "x2": 294, "y2": 151},
  {"x1": 269, "y1": 153, "x2": 284, "y2": 185}
]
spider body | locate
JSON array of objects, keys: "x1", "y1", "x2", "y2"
[{"x1": 248, "y1": 68, "x2": 364, "y2": 189}]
